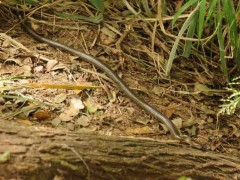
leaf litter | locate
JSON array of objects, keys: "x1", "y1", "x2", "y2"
[{"x1": 0, "y1": 3, "x2": 239, "y2": 155}]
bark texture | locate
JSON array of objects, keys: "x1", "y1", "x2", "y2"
[{"x1": 0, "y1": 119, "x2": 240, "y2": 180}]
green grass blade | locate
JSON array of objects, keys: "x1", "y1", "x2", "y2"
[
  {"x1": 165, "y1": 7, "x2": 198, "y2": 76},
  {"x1": 172, "y1": 0, "x2": 198, "y2": 27},
  {"x1": 206, "y1": 0, "x2": 218, "y2": 22},
  {"x1": 222, "y1": 0, "x2": 239, "y2": 66},
  {"x1": 222, "y1": 0, "x2": 237, "y2": 45},
  {"x1": 55, "y1": 12, "x2": 103, "y2": 23},
  {"x1": 89, "y1": 0, "x2": 105, "y2": 13},
  {"x1": 183, "y1": 14, "x2": 197, "y2": 58},
  {"x1": 9, "y1": 0, "x2": 39, "y2": 5},
  {"x1": 198, "y1": 0, "x2": 206, "y2": 41},
  {"x1": 217, "y1": 1, "x2": 228, "y2": 79}
]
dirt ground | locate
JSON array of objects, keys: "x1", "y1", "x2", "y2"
[{"x1": 0, "y1": 11, "x2": 239, "y2": 156}]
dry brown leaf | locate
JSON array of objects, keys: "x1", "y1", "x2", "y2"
[
  {"x1": 46, "y1": 60, "x2": 59, "y2": 72},
  {"x1": 59, "y1": 98, "x2": 84, "y2": 121},
  {"x1": 161, "y1": 117, "x2": 182, "y2": 132},
  {"x1": 33, "y1": 110, "x2": 51, "y2": 121},
  {"x1": 75, "y1": 116, "x2": 91, "y2": 127}
]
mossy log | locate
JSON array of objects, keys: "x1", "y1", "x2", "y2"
[{"x1": 0, "y1": 119, "x2": 239, "y2": 179}]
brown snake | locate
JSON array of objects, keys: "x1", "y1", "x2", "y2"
[{"x1": 19, "y1": 14, "x2": 201, "y2": 147}]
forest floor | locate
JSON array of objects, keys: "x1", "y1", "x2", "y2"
[{"x1": 0, "y1": 9, "x2": 239, "y2": 156}]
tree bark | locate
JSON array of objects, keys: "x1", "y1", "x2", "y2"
[{"x1": 0, "y1": 119, "x2": 239, "y2": 180}]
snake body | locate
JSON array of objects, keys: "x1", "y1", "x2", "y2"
[{"x1": 19, "y1": 17, "x2": 188, "y2": 142}]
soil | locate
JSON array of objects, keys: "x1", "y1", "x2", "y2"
[{"x1": 0, "y1": 10, "x2": 239, "y2": 156}]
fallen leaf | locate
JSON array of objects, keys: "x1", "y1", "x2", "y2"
[
  {"x1": 0, "y1": 51, "x2": 9, "y2": 60},
  {"x1": 135, "y1": 118, "x2": 151, "y2": 125},
  {"x1": 59, "y1": 107, "x2": 79, "y2": 122},
  {"x1": 161, "y1": 118, "x2": 182, "y2": 132},
  {"x1": 109, "y1": 90, "x2": 117, "y2": 103},
  {"x1": 51, "y1": 118, "x2": 62, "y2": 126},
  {"x1": 4, "y1": 58, "x2": 23, "y2": 66},
  {"x1": 152, "y1": 86, "x2": 164, "y2": 95},
  {"x1": 66, "y1": 123, "x2": 75, "y2": 131},
  {"x1": 2, "y1": 39, "x2": 10, "y2": 47},
  {"x1": 194, "y1": 83, "x2": 214, "y2": 96},
  {"x1": 46, "y1": 60, "x2": 58, "y2": 72},
  {"x1": 229, "y1": 123, "x2": 240, "y2": 137},
  {"x1": 34, "y1": 66, "x2": 44, "y2": 73},
  {"x1": 84, "y1": 99, "x2": 99, "y2": 113},
  {"x1": 22, "y1": 65, "x2": 32, "y2": 76},
  {"x1": 58, "y1": 98, "x2": 84, "y2": 122},
  {"x1": 51, "y1": 62, "x2": 67, "y2": 71},
  {"x1": 164, "y1": 103, "x2": 176, "y2": 118},
  {"x1": 70, "y1": 98, "x2": 84, "y2": 110},
  {"x1": 185, "y1": 126, "x2": 197, "y2": 136},
  {"x1": 75, "y1": 115, "x2": 91, "y2": 127},
  {"x1": 100, "y1": 27, "x2": 116, "y2": 45},
  {"x1": 33, "y1": 110, "x2": 51, "y2": 121},
  {"x1": 54, "y1": 93, "x2": 67, "y2": 103},
  {"x1": 182, "y1": 116, "x2": 196, "y2": 128}
]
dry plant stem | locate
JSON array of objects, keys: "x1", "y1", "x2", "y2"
[
  {"x1": 115, "y1": 25, "x2": 131, "y2": 69},
  {"x1": 0, "y1": 33, "x2": 51, "y2": 62},
  {"x1": 164, "y1": 93, "x2": 215, "y2": 115},
  {"x1": 141, "y1": 22, "x2": 170, "y2": 54},
  {"x1": 156, "y1": 1, "x2": 212, "y2": 42}
]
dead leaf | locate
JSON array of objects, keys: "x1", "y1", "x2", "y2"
[
  {"x1": 51, "y1": 118, "x2": 62, "y2": 126},
  {"x1": 164, "y1": 103, "x2": 176, "y2": 118},
  {"x1": 0, "y1": 51, "x2": 9, "y2": 60},
  {"x1": 152, "y1": 86, "x2": 164, "y2": 95},
  {"x1": 33, "y1": 110, "x2": 51, "y2": 121},
  {"x1": 135, "y1": 117, "x2": 151, "y2": 125},
  {"x1": 4, "y1": 58, "x2": 23, "y2": 66},
  {"x1": 161, "y1": 118, "x2": 182, "y2": 132},
  {"x1": 182, "y1": 115, "x2": 196, "y2": 128},
  {"x1": 2, "y1": 39, "x2": 10, "y2": 47},
  {"x1": 58, "y1": 98, "x2": 84, "y2": 122},
  {"x1": 34, "y1": 66, "x2": 44, "y2": 73},
  {"x1": 46, "y1": 60, "x2": 58, "y2": 72},
  {"x1": 75, "y1": 116, "x2": 91, "y2": 127},
  {"x1": 185, "y1": 126, "x2": 197, "y2": 136},
  {"x1": 66, "y1": 123, "x2": 75, "y2": 131},
  {"x1": 9, "y1": 48, "x2": 19, "y2": 56},
  {"x1": 59, "y1": 108, "x2": 78, "y2": 122},
  {"x1": 70, "y1": 98, "x2": 84, "y2": 110},
  {"x1": 100, "y1": 27, "x2": 116, "y2": 45},
  {"x1": 54, "y1": 93, "x2": 67, "y2": 103},
  {"x1": 229, "y1": 124, "x2": 240, "y2": 137},
  {"x1": 194, "y1": 83, "x2": 214, "y2": 96},
  {"x1": 109, "y1": 90, "x2": 117, "y2": 103},
  {"x1": 22, "y1": 65, "x2": 32, "y2": 76},
  {"x1": 84, "y1": 99, "x2": 99, "y2": 113},
  {"x1": 51, "y1": 62, "x2": 67, "y2": 71}
]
